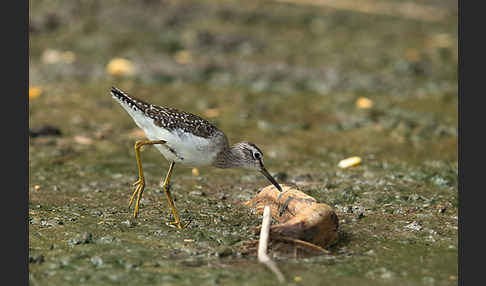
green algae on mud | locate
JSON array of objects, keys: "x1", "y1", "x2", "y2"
[
  {"x1": 29, "y1": 124, "x2": 458, "y2": 285},
  {"x1": 30, "y1": 0, "x2": 457, "y2": 285}
]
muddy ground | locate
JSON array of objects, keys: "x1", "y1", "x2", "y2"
[{"x1": 29, "y1": 0, "x2": 458, "y2": 285}]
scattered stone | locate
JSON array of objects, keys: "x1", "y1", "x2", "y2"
[
  {"x1": 437, "y1": 205, "x2": 447, "y2": 214},
  {"x1": 90, "y1": 256, "x2": 104, "y2": 267},
  {"x1": 432, "y1": 176, "x2": 448, "y2": 187},
  {"x1": 41, "y1": 218, "x2": 63, "y2": 227},
  {"x1": 189, "y1": 190, "x2": 205, "y2": 196},
  {"x1": 73, "y1": 135, "x2": 94, "y2": 145},
  {"x1": 29, "y1": 254, "x2": 45, "y2": 264},
  {"x1": 121, "y1": 220, "x2": 136, "y2": 227},
  {"x1": 380, "y1": 268, "x2": 394, "y2": 279},
  {"x1": 154, "y1": 229, "x2": 169, "y2": 236},
  {"x1": 364, "y1": 249, "x2": 376, "y2": 256},
  {"x1": 68, "y1": 232, "x2": 94, "y2": 246},
  {"x1": 404, "y1": 221, "x2": 422, "y2": 231},
  {"x1": 29, "y1": 125, "x2": 62, "y2": 138},
  {"x1": 393, "y1": 208, "x2": 405, "y2": 215},
  {"x1": 215, "y1": 246, "x2": 233, "y2": 258},
  {"x1": 42, "y1": 49, "x2": 76, "y2": 64},
  {"x1": 366, "y1": 267, "x2": 394, "y2": 280},
  {"x1": 217, "y1": 193, "x2": 227, "y2": 200},
  {"x1": 123, "y1": 260, "x2": 141, "y2": 270},
  {"x1": 30, "y1": 217, "x2": 41, "y2": 225},
  {"x1": 98, "y1": 235, "x2": 121, "y2": 244},
  {"x1": 180, "y1": 257, "x2": 204, "y2": 267},
  {"x1": 91, "y1": 210, "x2": 104, "y2": 216},
  {"x1": 350, "y1": 205, "x2": 366, "y2": 218}
]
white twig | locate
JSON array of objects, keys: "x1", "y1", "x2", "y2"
[{"x1": 258, "y1": 206, "x2": 285, "y2": 283}]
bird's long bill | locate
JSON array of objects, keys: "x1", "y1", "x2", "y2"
[{"x1": 260, "y1": 166, "x2": 282, "y2": 192}]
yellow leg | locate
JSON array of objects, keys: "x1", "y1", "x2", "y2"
[
  {"x1": 128, "y1": 139, "x2": 166, "y2": 218},
  {"x1": 161, "y1": 162, "x2": 190, "y2": 229}
]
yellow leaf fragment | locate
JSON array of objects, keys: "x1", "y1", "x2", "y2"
[
  {"x1": 203, "y1": 108, "x2": 221, "y2": 118},
  {"x1": 405, "y1": 49, "x2": 420, "y2": 62},
  {"x1": 74, "y1": 136, "x2": 94, "y2": 145},
  {"x1": 29, "y1": 87, "x2": 43, "y2": 99},
  {"x1": 174, "y1": 50, "x2": 192, "y2": 64},
  {"x1": 106, "y1": 58, "x2": 134, "y2": 76},
  {"x1": 192, "y1": 168, "x2": 200, "y2": 176},
  {"x1": 428, "y1": 33, "x2": 454, "y2": 49},
  {"x1": 42, "y1": 49, "x2": 76, "y2": 64},
  {"x1": 356, "y1": 97, "x2": 373, "y2": 109},
  {"x1": 61, "y1": 51, "x2": 76, "y2": 64},
  {"x1": 338, "y1": 156, "x2": 362, "y2": 168}
]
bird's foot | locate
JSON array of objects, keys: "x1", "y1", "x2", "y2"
[
  {"x1": 169, "y1": 217, "x2": 191, "y2": 229},
  {"x1": 128, "y1": 178, "x2": 145, "y2": 218}
]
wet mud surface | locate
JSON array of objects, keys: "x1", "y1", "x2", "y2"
[{"x1": 30, "y1": 0, "x2": 457, "y2": 285}]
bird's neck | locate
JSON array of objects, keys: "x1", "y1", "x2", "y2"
[{"x1": 213, "y1": 143, "x2": 242, "y2": 169}]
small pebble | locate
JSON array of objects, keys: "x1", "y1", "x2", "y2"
[
  {"x1": 98, "y1": 235, "x2": 121, "y2": 244},
  {"x1": 68, "y1": 232, "x2": 93, "y2": 246},
  {"x1": 364, "y1": 249, "x2": 376, "y2": 256},
  {"x1": 121, "y1": 220, "x2": 136, "y2": 227},
  {"x1": 91, "y1": 256, "x2": 104, "y2": 267},
  {"x1": 215, "y1": 246, "x2": 233, "y2": 258},
  {"x1": 189, "y1": 190, "x2": 205, "y2": 196},
  {"x1": 29, "y1": 254, "x2": 45, "y2": 264},
  {"x1": 29, "y1": 125, "x2": 62, "y2": 138},
  {"x1": 404, "y1": 221, "x2": 422, "y2": 231}
]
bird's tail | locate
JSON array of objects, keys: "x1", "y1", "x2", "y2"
[
  {"x1": 110, "y1": 86, "x2": 133, "y2": 105},
  {"x1": 110, "y1": 86, "x2": 150, "y2": 112}
]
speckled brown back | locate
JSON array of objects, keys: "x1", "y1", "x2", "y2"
[{"x1": 111, "y1": 87, "x2": 220, "y2": 139}]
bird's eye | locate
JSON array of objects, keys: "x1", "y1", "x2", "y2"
[{"x1": 253, "y1": 152, "x2": 262, "y2": 160}]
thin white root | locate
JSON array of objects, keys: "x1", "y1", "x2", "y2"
[{"x1": 258, "y1": 206, "x2": 286, "y2": 283}]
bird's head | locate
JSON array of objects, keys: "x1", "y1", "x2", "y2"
[{"x1": 232, "y1": 142, "x2": 282, "y2": 191}]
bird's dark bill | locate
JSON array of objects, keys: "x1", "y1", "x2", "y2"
[{"x1": 260, "y1": 167, "x2": 282, "y2": 192}]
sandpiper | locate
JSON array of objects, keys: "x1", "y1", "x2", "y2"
[{"x1": 110, "y1": 87, "x2": 282, "y2": 229}]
